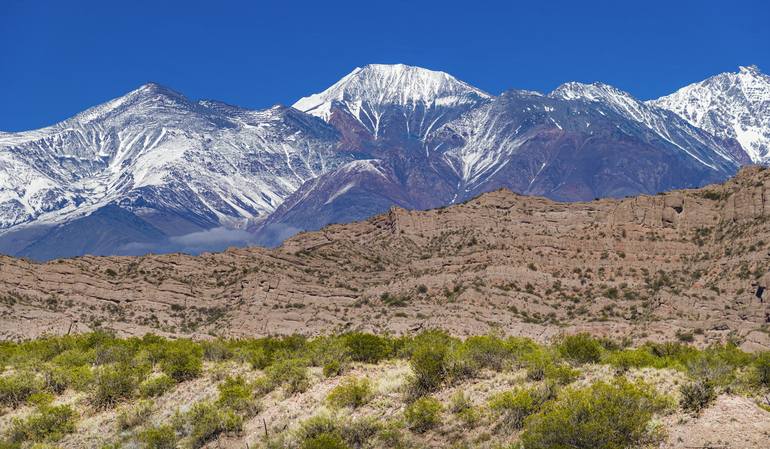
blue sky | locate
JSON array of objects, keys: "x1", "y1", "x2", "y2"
[{"x1": 1, "y1": 0, "x2": 768, "y2": 131}]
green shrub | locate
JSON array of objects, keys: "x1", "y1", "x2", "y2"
[
  {"x1": 338, "y1": 417, "x2": 380, "y2": 448},
  {"x1": 604, "y1": 348, "x2": 663, "y2": 371},
  {"x1": 488, "y1": 387, "x2": 546, "y2": 431},
  {"x1": 43, "y1": 364, "x2": 94, "y2": 393},
  {"x1": 755, "y1": 351, "x2": 770, "y2": 387},
  {"x1": 199, "y1": 340, "x2": 233, "y2": 362},
  {"x1": 323, "y1": 360, "x2": 344, "y2": 378},
  {"x1": 296, "y1": 414, "x2": 339, "y2": 441},
  {"x1": 8, "y1": 404, "x2": 77, "y2": 443},
  {"x1": 326, "y1": 377, "x2": 372, "y2": 409},
  {"x1": 520, "y1": 380, "x2": 666, "y2": 449},
  {"x1": 138, "y1": 424, "x2": 177, "y2": 449},
  {"x1": 557, "y1": 333, "x2": 603, "y2": 364},
  {"x1": 301, "y1": 432, "x2": 351, "y2": 449},
  {"x1": 679, "y1": 380, "x2": 716, "y2": 414},
  {"x1": 91, "y1": 364, "x2": 139, "y2": 408},
  {"x1": 216, "y1": 375, "x2": 260, "y2": 416},
  {"x1": 309, "y1": 337, "x2": 351, "y2": 373},
  {"x1": 0, "y1": 371, "x2": 42, "y2": 408},
  {"x1": 265, "y1": 358, "x2": 310, "y2": 395},
  {"x1": 409, "y1": 334, "x2": 451, "y2": 396},
  {"x1": 543, "y1": 362, "x2": 580, "y2": 385},
  {"x1": 404, "y1": 396, "x2": 443, "y2": 433},
  {"x1": 245, "y1": 346, "x2": 272, "y2": 370},
  {"x1": 343, "y1": 333, "x2": 390, "y2": 364},
  {"x1": 186, "y1": 401, "x2": 242, "y2": 448},
  {"x1": 139, "y1": 373, "x2": 175, "y2": 398},
  {"x1": 458, "y1": 335, "x2": 511, "y2": 372},
  {"x1": 116, "y1": 399, "x2": 153, "y2": 430},
  {"x1": 160, "y1": 340, "x2": 203, "y2": 382}
]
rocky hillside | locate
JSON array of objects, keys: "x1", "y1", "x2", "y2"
[{"x1": 1, "y1": 167, "x2": 769, "y2": 350}]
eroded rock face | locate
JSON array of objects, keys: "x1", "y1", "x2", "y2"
[{"x1": 1, "y1": 167, "x2": 769, "y2": 349}]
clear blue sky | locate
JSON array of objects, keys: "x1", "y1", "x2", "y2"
[{"x1": 1, "y1": 0, "x2": 768, "y2": 131}]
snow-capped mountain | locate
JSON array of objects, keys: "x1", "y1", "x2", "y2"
[
  {"x1": 258, "y1": 81, "x2": 750, "y2": 244},
  {"x1": 650, "y1": 65, "x2": 770, "y2": 163},
  {"x1": 0, "y1": 83, "x2": 350, "y2": 258},
  {"x1": 0, "y1": 64, "x2": 761, "y2": 258},
  {"x1": 293, "y1": 64, "x2": 490, "y2": 144}
]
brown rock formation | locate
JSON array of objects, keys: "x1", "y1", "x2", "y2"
[{"x1": 2, "y1": 167, "x2": 770, "y2": 349}]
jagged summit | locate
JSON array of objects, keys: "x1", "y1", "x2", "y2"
[
  {"x1": 0, "y1": 64, "x2": 764, "y2": 259},
  {"x1": 650, "y1": 65, "x2": 770, "y2": 163},
  {"x1": 293, "y1": 63, "x2": 490, "y2": 123},
  {"x1": 549, "y1": 81, "x2": 633, "y2": 101}
]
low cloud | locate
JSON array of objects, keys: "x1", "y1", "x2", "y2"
[{"x1": 117, "y1": 227, "x2": 260, "y2": 256}]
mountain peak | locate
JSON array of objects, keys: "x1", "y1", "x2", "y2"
[
  {"x1": 549, "y1": 81, "x2": 635, "y2": 102},
  {"x1": 739, "y1": 64, "x2": 762, "y2": 76},
  {"x1": 293, "y1": 63, "x2": 490, "y2": 121},
  {"x1": 650, "y1": 66, "x2": 770, "y2": 163}
]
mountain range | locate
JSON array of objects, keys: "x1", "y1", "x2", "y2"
[{"x1": 1, "y1": 64, "x2": 768, "y2": 260}]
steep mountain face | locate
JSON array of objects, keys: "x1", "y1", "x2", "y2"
[
  {"x1": 1, "y1": 64, "x2": 763, "y2": 257},
  {"x1": 0, "y1": 84, "x2": 350, "y2": 257},
  {"x1": 650, "y1": 65, "x2": 770, "y2": 163},
  {"x1": 437, "y1": 84, "x2": 746, "y2": 201},
  {"x1": 259, "y1": 77, "x2": 750, "y2": 244},
  {"x1": 293, "y1": 64, "x2": 491, "y2": 145}
]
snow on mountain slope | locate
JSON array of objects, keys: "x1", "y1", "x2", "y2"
[
  {"x1": 429, "y1": 83, "x2": 748, "y2": 202},
  {"x1": 293, "y1": 64, "x2": 490, "y2": 142},
  {"x1": 0, "y1": 84, "x2": 348, "y2": 234},
  {"x1": 649, "y1": 65, "x2": 770, "y2": 163},
  {"x1": 550, "y1": 81, "x2": 751, "y2": 168},
  {"x1": 0, "y1": 64, "x2": 760, "y2": 259}
]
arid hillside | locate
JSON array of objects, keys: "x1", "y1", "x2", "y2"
[{"x1": 2, "y1": 167, "x2": 770, "y2": 349}]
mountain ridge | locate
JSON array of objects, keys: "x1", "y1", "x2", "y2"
[{"x1": 1, "y1": 64, "x2": 767, "y2": 258}]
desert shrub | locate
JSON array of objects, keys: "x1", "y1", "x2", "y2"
[
  {"x1": 265, "y1": 358, "x2": 310, "y2": 395},
  {"x1": 343, "y1": 333, "x2": 390, "y2": 364},
  {"x1": 138, "y1": 424, "x2": 177, "y2": 449},
  {"x1": 216, "y1": 375, "x2": 260, "y2": 416},
  {"x1": 458, "y1": 335, "x2": 512, "y2": 372},
  {"x1": 520, "y1": 380, "x2": 666, "y2": 449},
  {"x1": 326, "y1": 377, "x2": 372, "y2": 409},
  {"x1": 0, "y1": 371, "x2": 42, "y2": 408},
  {"x1": 339, "y1": 417, "x2": 381, "y2": 449},
  {"x1": 404, "y1": 396, "x2": 443, "y2": 433},
  {"x1": 301, "y1": 433, "x2": 350, "y2": 449},
  {"x1": 116, "y1": 399, "x2": 154, "y2": 430},
  {"x1": 186, "y1": 401, "x2": 242, "y2": 448},
  {"x1": 159, "y1": 340, "x2": 203, "y2": 382},
  {"x1": 245, "y1": 346, "x2": 272, "y2": 370},
  {"x1": 604, "y1": 348, "x2": 663, "y2": 372},
  {"x1": 296, "y1": 414, "x2": 339, "y2": 441},
  {"x1": 91, "y1": 363, "x2": 141, "y2": 408},
  {"x1": 449, "y1": 391, "x2": 479, "y2": 428},
  {"x1": 679, "y1": 380, "x2": 716, "y2": 414},
  {"x1": 557, "y1": 333, "x2": 603, "y2": 364},
  {"x1": 139, "y1": 373, "x2": 175, "y2": 398},
  {"x1": 682, "y1": 344, "x2": 752, "y2": 389},
  {"x1": 323, "y1": 360, "x2": 344, "y2": 378},
  {"x1": 8, "y1": 404, "x2": 77, "y2": 443},
  {"x1": 42, "y1": 364, "x2": 94, "y2": 393},
  {"x1": 308, "y1": 337, "x2": 351, "y2": 372},
  {"x1": 488, "y1": 387, "x2": 546, "y2": 431},
  {"x1": 754, "y1": 351, "x2": 770, "y2": 387},
  {"x1": 544, "y1": 362, "x2": 580, "y2": 385},
  {"x1": 409, "y1": 333, "x2": 452, "y2": 396},
  {"x1": 199, "y1": 340, "x2": 233, "y2": 362}
]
